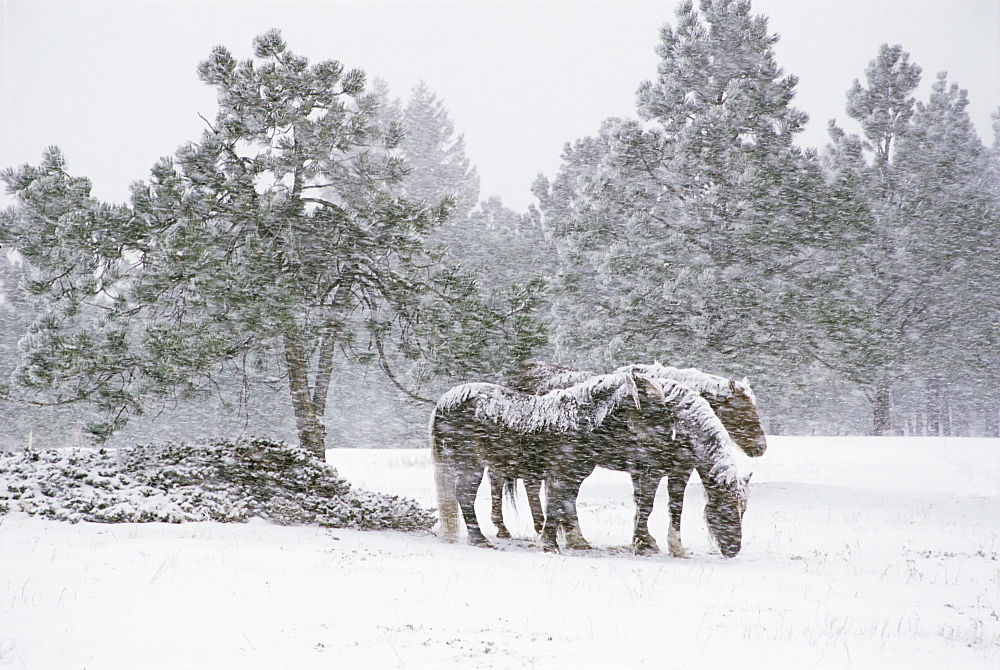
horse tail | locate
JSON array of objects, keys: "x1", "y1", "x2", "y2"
[
  {"x1": 430, "y1": 406, "x2": 460, "y2": 543},
  {"x1": 502, "y1": 478, "x2": 519, "y2": 516}
]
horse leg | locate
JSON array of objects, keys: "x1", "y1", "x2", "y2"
[
  {"x1": 666, "y1": 466, "x2": 693, "y2": 558},
  {"x1": 456, "y1": 466, "x2": 491, "y2": 548},
  {"x1": 540, "y1": 476, "x2": 572, "y2": 553},
  {"x1": 489, "y1": 471, "x2": 511, "y2": 539},
  {"x1": 559, "y1": 478, "x2": 593, "y2": 551},
  {"x1": 632, "y1": 470, "x2": 661, "y2": 555},
  {"x1": 524, "y1": 477, "x2": 545, "y2": 536},
  {"x1": 541, "y1": 472, "x2": 591, "y2": 552}
]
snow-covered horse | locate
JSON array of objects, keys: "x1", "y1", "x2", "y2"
[
  {"x1": 431, "y1": 369, "x2": 751, "y2": 556},
  {"x1": 498, "y1": 360, "x2": 765, "y2": 556},
  {"x1": 432, "y1": 371, "x2": 637, "y2": 550}
]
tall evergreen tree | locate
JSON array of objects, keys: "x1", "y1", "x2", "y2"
[
  {"x1": 0, "y1": 31, "x2": 541, "y2": 456},
  {"x1": 894, "y1": 73, "x2": 998, "y2": 434},
  {"x1": 816, "y1": 127, "x2": 906, "y2": 434},
  {"x1": 820, "y1": 47, "x2": 998, "y2": 434},
  {"x1": 397, "y1": 82, "x2": 480, "y2": 218},
  {"x1": 815, "y1": 44, "x2": 923, "y2": 434},
  {"x1": 0, "y1": 148, "x2": 142, "y2": 428},
  {"x1": 383, "y1": 82, "x2": 551, "y2": 291},
  {"x1": 535, "y1": 0, "x2": 815, "y2": 380},
  {"x1": 845, "y1": 44, "x2": 922, "y2": 168},
  {"x1": 382, "y1": 82, "x2": 549, "y2": 375},
  {"x1": 811, "y1": 46, "x2": 916, "y2": 432},
  {"x1": 985, "y1": 109, "x2": 1000, "y2": 435}
]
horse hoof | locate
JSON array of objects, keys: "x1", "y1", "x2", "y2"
[
  {"x1": 633, "y1": 540, "x2": 660, "y2": 556},
  {"x1": 564, "y1": 528, "x2": 592, "y2": 551},
  {"x1": 495, "y1": 528, "x2": 511, "y2": 540},
  {"x1": 468, "y1": 536, "x2": 493, "y2": 549}
]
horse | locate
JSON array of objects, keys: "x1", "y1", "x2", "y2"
[
  {"x1": 432, "y1": 371, "x2": 640, "y2": 549},
  {"x1": 431, "y1": 368, "x2": 751, "y2": 556},
  {"x1": 497, "y1": 360, "x2": 766, "y2": 556}
]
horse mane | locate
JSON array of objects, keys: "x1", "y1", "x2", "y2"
[
  {"x1": 626, "y1": 363, "x2": 757, "y2": 405},
  {"x1": 639, "y1": 375, "x2": 744, "y2": 487},
  {"x1": 436, "y1": 371, "x2": 639, "y2": 434},
  {"x1": 510, "y1": 360, "x2": 758, "y2": 408},
  {"x1": 436, "y1": 382, "x2": 498, "y2": 412},
  {"x1": 503, "y1": 359, "x2": 594, "y2": 395}
]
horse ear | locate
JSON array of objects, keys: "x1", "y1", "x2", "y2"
[
  {"x1": 730, "y1": 377, "x2": 751, "y2": 395},
  {"x1": 742, "y1": 473, "x2": 752, "y2": 486},
  {"x1": 625, "y1": 374, "x2": 641, "y2": 410}
]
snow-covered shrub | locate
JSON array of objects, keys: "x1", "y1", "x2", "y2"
[{"x1": 0, "y1": 437, "x2": 436, "y2": 531}]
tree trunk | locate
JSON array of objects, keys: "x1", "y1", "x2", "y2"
[
  {"x1": 283, "y1": 328, "x2": 327, "y2": 460},
  {"x1": 872, "y1": 375, "x2": 892, "y2": 436},
  {"x1": 311, "y1": 321, "x2": 339, "y2": 424},
  {"x1": 925, "y1": 374, "x2": 942, "y2": 436},
  {"x1": 942, "y1": 392, "x2": 952, "y2": 437}
]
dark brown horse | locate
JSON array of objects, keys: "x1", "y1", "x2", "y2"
[
  {"x1": 495, "y1": 361, "x2": 766, "y2": 556},
  {"x1": 431, "y1": 369, "x2": 751, "y2": 556}
]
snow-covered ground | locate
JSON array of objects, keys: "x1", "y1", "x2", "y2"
[{"x1": 2, "y1": 435, "x2": 999, "y2": 668}]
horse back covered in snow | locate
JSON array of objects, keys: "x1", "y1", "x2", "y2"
[
  {"x1": 433, "y1": 373, "x2": 639, "y2": 436},
  {"x1": 431, "y1": 368, "x2": 751, "y2": 556},
  {"x1": 509, "y1": 360, "x2": 766, "y2": 458}
]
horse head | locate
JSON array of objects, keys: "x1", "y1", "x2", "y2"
[
  {"x1": 712, "y1": 378, "x2": 767, "y2": 458},
  {"x1": 704, "y1": 473, "x2": 751, "y2": 558}
]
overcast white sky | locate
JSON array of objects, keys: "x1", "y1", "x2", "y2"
[{"x1": 2, "y1": 0, "x2": 998, "y2": 212}]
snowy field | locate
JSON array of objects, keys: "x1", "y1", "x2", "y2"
[{"x1": 2, "y1": 435, "x2": 999, "y2": 668}]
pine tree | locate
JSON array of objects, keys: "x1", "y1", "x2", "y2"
[
  {"x1": 0, "y1": 148, "x2": 142, "y2": 425},
  {"x1": 535, "y1": 0, "x2": 815, "y2": 379},
  {"x1": 895, "y1": 74, "x2": 1000, "y2": 435},
  {"x1": 532, "y1": 119, "x2": 638, "y2": 369},
  {"x1": 985, "y1": 109, "x2": 1000, "y2": 435},
  {"x1": 820, "y1": 47, "x2": 999, "y2": 435},
  {"x1": 845, "y1": 44, "x2": 922, "y2": 168},
  {"x1": 816, "y1": 44, "x2": 923, "y2": 434},
  {"x1": 385, "y1": 82, "x2": 549, "y2": 376},
  {"x1": 0, "y1": 31, "x2": 542, "y2": 456},
  {"x1": 398, "y1": 82, "x2": 480, "y2": 218}
]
